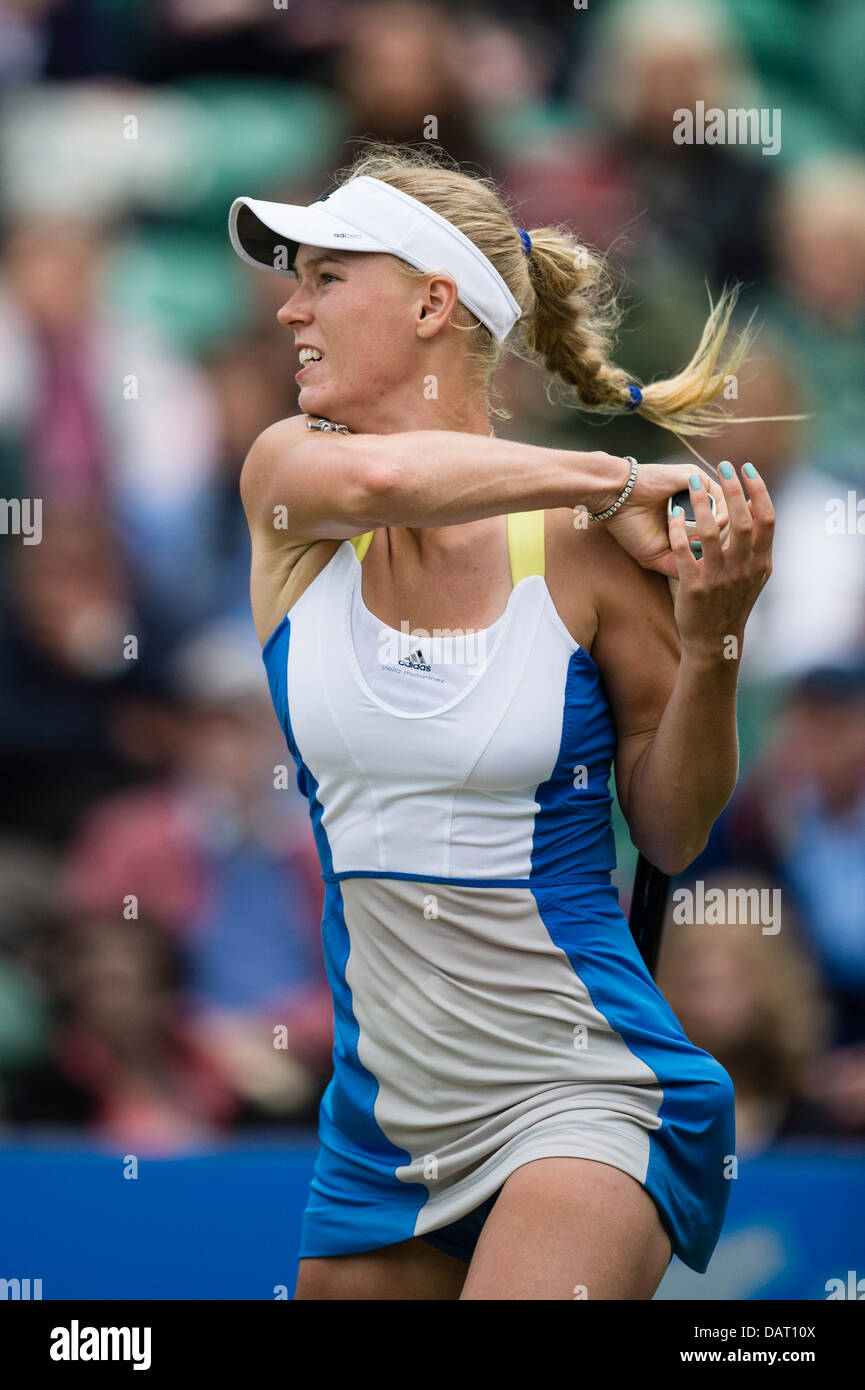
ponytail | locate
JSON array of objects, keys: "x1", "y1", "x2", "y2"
[
  {"x1": 520, "y1": 226, "x2": 757, "y2": 437},
  {"x1": 332, "y1": 141, "x2": 799, "y2": 444}
]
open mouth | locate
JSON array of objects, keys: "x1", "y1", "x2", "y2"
[{"x1": 296, "y1": 348, "x2": 324, "y2": 380}]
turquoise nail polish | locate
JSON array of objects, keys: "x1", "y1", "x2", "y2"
[
  {"x1": 671, "y1": 505, "x2": 682, "y2": 517},
  {"x1": 690, "y1": 540, "x2": 703, "y2": 553},
  {"x1": 690, "y1": 474, "x2": 702, "y2": 490},
  {"x1": 720, "y1": 461, "x2": 734, "y2": 478},
  {"x1": 743, "y1": 462, "x2": 758, "y2": 478}
]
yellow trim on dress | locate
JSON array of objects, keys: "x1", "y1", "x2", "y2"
[
  {"x1": 506, "y1": 510, "x2": 545, "y2": 584},
  {"x1": 349, "y1": 531, "x2": 374, "y2": 561},
  {"x1": 349, "y1": 511, "x2": 545, "y2": 580}
]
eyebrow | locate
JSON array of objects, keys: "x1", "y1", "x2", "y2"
[{"x1": 292, "y1": 250, "x2": 349, "y2": 275}]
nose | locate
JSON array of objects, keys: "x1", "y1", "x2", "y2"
[{"x1": 277, "y1": 283, "x2": 312, "y2": 329}]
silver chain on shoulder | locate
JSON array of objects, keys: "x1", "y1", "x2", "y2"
[
  {"x1": 306, "y1": 418, "x2": 496, "y2": 439},
  {"x1": 306, "y1": 417, "x2": 350, "y2": 435}
]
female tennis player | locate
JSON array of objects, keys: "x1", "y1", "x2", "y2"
[{"x1": 228, "y1": 144, "x2": 774, "y2": 1300}]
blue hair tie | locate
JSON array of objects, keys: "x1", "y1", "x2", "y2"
[
  {"x1": 517, "y1": 227, "x2": 532, "y2": 257},
  {"x1": 626, "y1": 384, "x2": 643, "y2": 410}
]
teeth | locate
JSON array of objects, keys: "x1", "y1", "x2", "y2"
[{"x1": 298, "y1": 348, "x2": 323, "y2": 365}]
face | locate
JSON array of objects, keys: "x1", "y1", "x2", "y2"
[
  {"x1": 67, "y1": 926, "x2": 170, "y2": 1046},
  {"x1": 277, "y1": 245, "x2": 432, "y2": 426},
  {"x1": 13, "y1": 509, "x2": 130, "y2": 672},
  {"x1": 660, "y1": 937, "x2": 758, "y2": 1052},
  {"x1": 180, "y1": 696, "x2": 279, "y2": 802},
  {"x1": 782, "y1": 697, "x2": 865, "y2": 805},
  {"x1": 777, "y1": 200, "x2": 865, "y2": 325},
  {"x1": 5, "y1": 223, "x2": 101, "y2": 330}
]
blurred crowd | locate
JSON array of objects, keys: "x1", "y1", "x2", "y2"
[{"x1": 0, "y1": 0, "x2": 863, "y2": 1156}]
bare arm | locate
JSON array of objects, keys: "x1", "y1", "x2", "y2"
[
  {"x1": 241, "y1": 414, "x2": 730, "y2": 590},
  {"x1": 344, "y1": 429, "x2": 633, "y2": 530},
  {"x1": 626, "y1": 651, "x2": 740, "y2": 875},
  {"x1": 594, "y1": 462, "x2": 774, "y2": 875},
  {"x1": 240, "y1": 414, "x2": 632, "y2": 541},
  {"x1": 590, "y1": 530, "x2": 732, "y2": 876}
]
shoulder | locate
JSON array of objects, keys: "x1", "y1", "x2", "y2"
[
  {"x1": 242, "y1": 413, "x2": 364, "y2": 644},
  {"x1": 240, "y1": 412, "x2": 355, "y2": 531},
  {"x1": 545, "y1": 505, "x2": 667, "y2": 616},
  {"x1": 245, "y1": 413, "x2": 346, "y2": 457},
  {"x1": 240, "y1": 413, "x2": 311, "y2": 514},
  {"x1": 545, "y1": 506, "x2": 680, "y2": 725}
]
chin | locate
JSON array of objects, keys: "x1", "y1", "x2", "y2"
[{"x1": 299, "y1": 384, "x2": 334, "y2": 416}]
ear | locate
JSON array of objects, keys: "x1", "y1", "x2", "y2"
[{"x1": 416, "y1": 272, "x2": 460, "y2": 339}]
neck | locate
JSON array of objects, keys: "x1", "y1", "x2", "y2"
[
  {"x1": 402, "y1": 420, "x2": 501, "y2": 556},
  {"x1": 332, "y1": 390, "x2": 496, "y2": 551},
  {"x1": 334, "y1": 384, "x2": 492, "y2": 439}
]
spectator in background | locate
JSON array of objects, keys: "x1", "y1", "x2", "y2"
[
  {"x1": 0, "y1": 505, "x2": 176, "y2": 846},
  {"x1": 656, "y1": 872, "x2": 837, "y2": 1153},
  {"x1": 496, "y1": 0, "x2": 783, "y2": 463},
  {"x1": 0, "y1": 839, "x2": 62, "y2": 1079},
  {"x1": 194, "y1": 333, "x2": 296, "y2": 623},
  {"x1": 0, "y1": 915, "x2": 263, "y2": 1150},
  {"x1": 331, "y1": 0, "x2": 497, "y2": 172},
  {"x1": 139, "y1": 0, "x2": 351, "y2": 84},
  {"x1": 0, "y1": 216, "x2": 221, "y2": 630},
  {"x1": 689, "y1": 664, "x2": 865, "y2": 1054},
  {"x1": 0, "y1": 218, "x2": 108, "y2": 507},
  {"x1": 63, "y1": 617, "x2": 333, "y2": 1124},
  {"x1": 507, "y1": 0, "x2": 776, "y2": 285},
  {"x1": 764, "y1": 154, "x2": 865, "y2": 481},
  {"x1": 690, "y1": 352, "x2": 865, "y2": 685}
]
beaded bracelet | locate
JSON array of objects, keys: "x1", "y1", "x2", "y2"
[{"x1": 588, "y1": 456, "x2": 639, "y2": 522}]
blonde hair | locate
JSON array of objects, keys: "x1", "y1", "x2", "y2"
[{"x1": 330, "y1": 139, "x2": 776, "y2": 443}]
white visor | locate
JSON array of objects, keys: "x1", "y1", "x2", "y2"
[{"x1": 228, "y1": 174, "x2": 522, "y2": 343}]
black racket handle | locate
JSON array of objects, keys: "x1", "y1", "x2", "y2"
[{"x1": 628, "y1": 852, "x2": 670, "y2": 978}]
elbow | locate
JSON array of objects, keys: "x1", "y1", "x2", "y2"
[
  {"x1": 654, "y1": 839, "x2": 708, "y2": 877},
  {"x1": 653, "y1": 850, "x2": 697, "y2": 877},
  {"x1": 350, "y1": 442, "x2": 410, "y2": 526},
  {"x1": 638, "y1": 834, "x2": 708, "y2": 877}
]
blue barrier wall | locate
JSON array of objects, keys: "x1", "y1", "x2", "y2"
[{"x1": 1, "y1": 1133, "x2": 863, "y2": 1300}]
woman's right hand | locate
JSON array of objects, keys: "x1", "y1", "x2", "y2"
[{"x1": 599, "y1": 460, "x2": 729, "y2": 577}]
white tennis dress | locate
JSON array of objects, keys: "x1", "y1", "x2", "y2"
[{"x1": 262, "y1": 509, "x2": 735, "y2": 1273}]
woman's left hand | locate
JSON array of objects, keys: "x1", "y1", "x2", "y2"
[{"x1": 667, "y1": 462, "x2": 774, "y2": 664}]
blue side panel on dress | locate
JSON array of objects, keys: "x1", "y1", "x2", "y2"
[
  {"x1": 531, "y1": 882, "x2": 736, "y2": 1274},
  {"x1": 262, "y1": 614, "x2": 429, "y2": 1256},
  {"x1": 262, "y1": 615, "x2": 297, "y2": 760},
  {"x1": 530, "y1": 647, "x2": 618, "y2": 880},
  {"x1": 529, "y1": 655, "x2": 735, "y2": 1273},
  {"x1": 261, "y1": 614, "x2": 331, "y2": 859},
  {"x1": 301, "y1": 878, "x2": 430, "y2": 1256}
]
